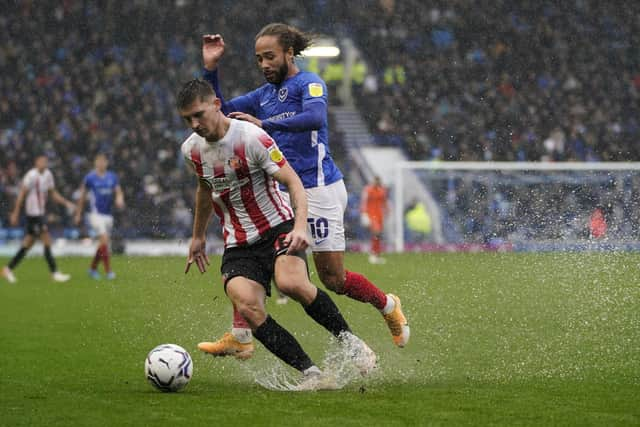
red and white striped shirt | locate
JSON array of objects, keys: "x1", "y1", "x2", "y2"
[
  {"x1": 22, "y1": 168, "x2": 55, "y2": 217},
  {"x1": 181, "y1": 119, "x2": 293, "y2": 248}
]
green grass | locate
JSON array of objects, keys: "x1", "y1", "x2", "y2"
[{"x1": 0, "y1": 253, "x2": 639, "y2": 426}]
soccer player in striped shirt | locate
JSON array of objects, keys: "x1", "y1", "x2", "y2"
[
  {"x1": 199, "y1": 23, "x2": 409, "y2": 357},
  {"x1": 2, "y1": 155, "x2": 73, "y2": 283},
  {"x1": 177, "y1": 79, "x2": 375, "y2": 388}
]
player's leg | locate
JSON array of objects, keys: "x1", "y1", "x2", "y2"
[
  {"x1": 275, "y1": 254, "x2": 377, "y2": 375},
  {"x1": 100, "y1": 214, "x2": 115, "y2": 278},
  {"x1": 314, "y1": 249, "x2": 409, "y2": 347},
  {"x1": 198, "y1": 302, "x2": 253, "y2": 360},
  {"x1": 209, "y1": 255, "x2": 359, "y2": 359},
  {"x1": 197, "y1": 246, "x2": 255, "y2": 359},
  {"x1": 99, "y1": 232, "x2": 115, "y2": 279},
  {"x1": 368, "y1": 231, "x2": 381, "y2": 263},
  {"x1": 89, "y1": 214, "x2": 114, "y2": 279},
  {"x1": 41, "y1": 228, "x2": 70, "y2": 282},
  {"x1": 200, "y1": 301, "x2": 253, "y2": 359},
  {"x1": 223, "y1": 276, "x2": 320, "y2": 375},
  {"x1": 2, "y1": 231, "x2": 35, "y2": 283},
  {"x1": 275, "y1": 254, "x2": 350, "y2": 336},
  {"x1": 310, "y1": 181, "x2": 409, "y2": 347},
  {"x1": 276, "y1": 253, "x2": 355, "y2": 335},
  {"x1": 88, "y1": 213, "x2": 103, "y2": 278},
  {"x1": 368, "y1": 218, "x2": 386, "y2": 264},
  {"x1": 89, "y1": 241, "x2": 104, "y2": 280}
]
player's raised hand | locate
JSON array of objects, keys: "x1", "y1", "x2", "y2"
[
  {"x1": 185, "y1": 236, "x2": 210, "y2": 274},
  {"x1": 284, "y1": 228, "x2": 309, "y2": 254},
  {"x1": 202, "y1": 34, "x2": 225, "y2": 71},
  {"x1": 228, "y1": 112, "x2": 262, "y2": 128}
]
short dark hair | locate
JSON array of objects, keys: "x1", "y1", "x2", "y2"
[
  {"x1": 176, "y1": 79, "x2": 215, "y2": 110},
  {"x1": 256, "y1": 23, "x2": 313, "y2": 56}
]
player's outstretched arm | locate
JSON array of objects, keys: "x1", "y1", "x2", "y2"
[
  {"x1": 115, "y1": 185, "x2": 125, "y2": 210},
  {"x1": 202, "y1": 34, "x2": 225, "y2": 71},
  {"x1": 260, "y1": 101, "x2": 325, "y2": 133},
  {"x1": 185, "y1": 180, "x2": 213, "y2": 274},
  {"x1": 273, "y1": 164, "x2": 309, "y2": 254},
  {"x1": 201, "y1": 35, "x2": 258, "y2": 116},
  {"x1": 74, "y1": 185, "x2": 87, "y2": 225},
  {"x1": 9, "y1": 185, "x2": 26, "y2": 226},
  {"x1": 229, "y1": 101, "x2": 325, "y2": 133},
  {"x1": 50, "y1": 189, "x2": 74, "y2": 212}
]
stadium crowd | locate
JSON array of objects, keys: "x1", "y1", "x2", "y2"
[
  {"x1": 344, "y1": 0, "x2": 640, "y2": 162},
  {"x1": 0, "y1": 0, "x2": 319, "y2": 238},
  {"x1": 1, "y1": 0, "x2": 638, "y2": 241}
]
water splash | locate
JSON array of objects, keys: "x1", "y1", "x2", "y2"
[{"x1": 249, "y1": 334, "x2": 375, "y2": 391}]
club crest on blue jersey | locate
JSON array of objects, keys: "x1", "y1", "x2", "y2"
[{"x1": 278, "y1": 87, "x2": 288, "y2": 102}]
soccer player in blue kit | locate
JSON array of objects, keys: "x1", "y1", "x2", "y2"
[
  {"x1": 197, "y1": 23, "x2": 409, "y2": 359},
  {"x1": 74, "y1": 154, "x2": 125, "y2": 280}
]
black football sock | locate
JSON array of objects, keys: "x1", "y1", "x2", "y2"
[
  {"x1": 304, "y1": 288, "x2": 352, "y2": 338},
  {"x1": 8, "y1": 247, "x2": 28, "y2": 270},
  {"x1": 43, "y1": 245, "x2": 57, "y2": 273},
  {"x1": 254, "y1": 316, "x2": 314, "y2": 372}
]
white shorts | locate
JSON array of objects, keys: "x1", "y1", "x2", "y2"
[
  {"x1": 283, "y1": 180, "x2": 347, "y2": 252},
  {"x1": 88, "y1": 212, "x2": 114, "y2": 236}
]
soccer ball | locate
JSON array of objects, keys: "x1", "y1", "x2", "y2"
[{"x1": 145, "y1": 344, "x2": 193, "y2": 392}]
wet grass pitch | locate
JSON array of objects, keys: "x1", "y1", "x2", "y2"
[{"x1": 1, "y1": 253, "x2": 638, "y2": 426}]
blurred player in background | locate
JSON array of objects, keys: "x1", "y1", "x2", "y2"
[
  {"x1": 360, "y1": 176, "x2": 389, "y2": 264},
  {"x1": 200, "y1": 23, "x2": 409, "y2": 357},
  {"x1": 178, "y1": 79, "x2": 375, "y2": 388},
  {"x1": 1, "y1": 155, "x2": 73, "y2": 283},
  {"x1": 74, "y1": 154, "x2": 125, "y2": 280}
]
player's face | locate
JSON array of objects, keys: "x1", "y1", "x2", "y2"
[
  {"x1": 95, "y1": 155, "x2": 108, "y2": 172},
  {"x1": 255, "y1": 35, "x2": 291, "y2": 84},
  {"x1": 179, "y1": 96, "x2": 220, "y2": 139},
  {"x1": 35, "y1": 156, "x2": 47, "y2": 171}
]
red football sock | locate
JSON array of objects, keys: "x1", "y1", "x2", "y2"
[
  {"x1": 232, "y1": 304, "x2": 250, "y2": 329},
  {"x1": 100, "y1": 244, "x2": 111, "y2": 273},
  {"x1": 343, "y1": 270, "x2": 387, "y2": 310},
  {"x1": 91, "y1": 246, "x2": 102, "y2": 270}
]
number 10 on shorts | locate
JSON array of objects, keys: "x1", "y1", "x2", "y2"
[{"x1": 307, "y1": 217, "x2": 329, "y2": 241}]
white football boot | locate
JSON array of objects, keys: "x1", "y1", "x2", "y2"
[{"x1": 52, "y1": 271, "x2": 71, "y2": 282}]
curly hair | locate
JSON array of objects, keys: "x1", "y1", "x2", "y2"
[{"x1": 255, "y1": 23, "x2": 314, "y2": 56}]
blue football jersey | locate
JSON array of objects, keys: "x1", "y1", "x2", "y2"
[
  {"x1": 84, "y1": 171, "x2": 119, "y2": 215},
  {"x1": 218, "y1": 71, "x2": 343, "y2": 189}
]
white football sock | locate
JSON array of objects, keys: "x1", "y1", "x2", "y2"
[
  {"x1": 381, "y1": 294, "x2": 395, "y2": 315},
  {"x1": 231, "y1": 327, "x2": 253, "y2": 343}
]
